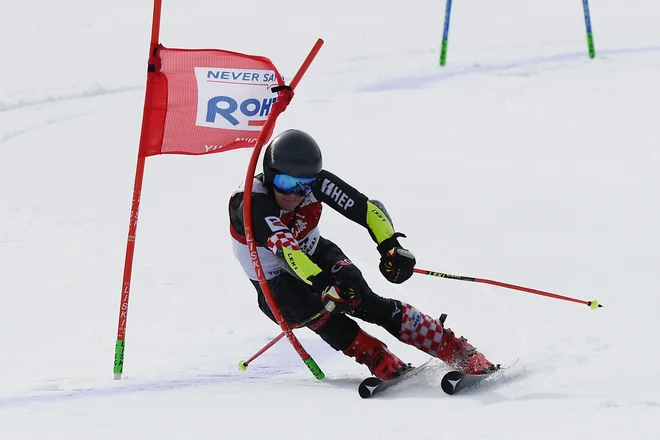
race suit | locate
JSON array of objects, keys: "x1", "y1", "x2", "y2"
[{"x1": 229, "y1": 170, "x2": 404, "y2": 351}]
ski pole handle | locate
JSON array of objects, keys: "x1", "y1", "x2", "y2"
[{"x1": 414, "y1": 268, "x2": 602, "y2": 310}]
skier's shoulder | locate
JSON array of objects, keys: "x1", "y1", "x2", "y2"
[
  {"x1": 231, "y1": 175, "x2": 269, "y2": 197},
  {"x1": 229, "y1": 175, "x2": 279, "y2": 218},
  {"x1": 314, "y1": 169, "x2": 347, "y2": 197},
  {"x1": 313, "y1": 169, "x2": 364, "y2": 211}
]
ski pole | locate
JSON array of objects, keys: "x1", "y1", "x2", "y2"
[
  {"x1": 239, "y1": 308, "x2": 328, "y2": 370},
  {"x1": 414, "y1": 268, "x2": 602, "y2": 309}
]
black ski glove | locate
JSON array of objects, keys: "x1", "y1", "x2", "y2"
[
  {"x1": 321, "y1": 283, "x2": 361, "y2": 313},
  {"x1": 309, "y1": 259, "x2": 365, "y2": 313},
  {"x1": 309, "y1": 259, "x2": 365, "y2": 293},
  {"x1": 377, "y1": 232, "x2": 416, "y2": 284},
  {"x1": 327, "y1": 258, "x2": 367, "y2": 291}
]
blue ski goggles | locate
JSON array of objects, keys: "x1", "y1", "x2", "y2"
[{"x1": 272, "y1": 173, "x2": 317, "y2": 196}]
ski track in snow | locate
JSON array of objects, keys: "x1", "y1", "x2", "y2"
[
  {"x1": 0, "y1": 113, "x2": 90, "y2": 145},
  {"x1": 0, "y1": 84, "x2": 142, "y2": 113},
  {"x1": 1, "y1": 45, "x2": 657, "y2": 151},
  {"x1": 3, "y1": 45, "x2": 658, "y2": 147},
  {"x1": 360, "y1": 46, "x2": 660, "y2": 92},
  {"x1": 0, "y1": 366, "x2": 287, "y2": 409},
  {"x1": 0, "y1": 337, "x2": 336, "y2": 409}
]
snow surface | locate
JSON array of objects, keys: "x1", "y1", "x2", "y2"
[{"x1": 1, "y1": 0, "x2": 659, "y2": 438}]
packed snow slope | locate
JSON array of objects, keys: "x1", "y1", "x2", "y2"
[{"x1": 1, "y1": 1, "x2": 659, "y2": 438}]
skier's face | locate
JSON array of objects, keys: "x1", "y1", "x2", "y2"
[{"x1": 273, "y1": 189, "x2": 304, "y2": 211}]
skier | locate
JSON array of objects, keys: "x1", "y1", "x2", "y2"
[{"x1": 229, "y1": 129, "x2": 495, "y2": 380}]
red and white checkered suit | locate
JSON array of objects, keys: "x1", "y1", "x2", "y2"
[
  {"x1": 399, "y1": 303, "x2": 445, "y2": 357},
  {"x1": 267, "y1": 231, "x2": 301, "y2": 254}
]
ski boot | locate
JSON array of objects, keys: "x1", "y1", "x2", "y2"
[
  {"x1": 437, "y1": 314, "x2": 497, "y2": 374},
  {"x1": 344, "y1": 329, "x2": 409, "y2": 380},
  {"x1": 399, "y1": 306, "x2": 497, "y2": 375}
]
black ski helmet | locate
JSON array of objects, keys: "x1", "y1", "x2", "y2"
[{"x1": 263, "y1": 129, "x2": 323, "y2": 186}]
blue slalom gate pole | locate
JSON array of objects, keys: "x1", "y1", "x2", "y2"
[
  {"x1": 439, "y1": 0, "x2": 453, "y2": 66},
  {"x1": 581, "y1": 0, "x2": 596, "y2": 58}
]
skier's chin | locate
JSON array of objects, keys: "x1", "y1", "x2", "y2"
[{"x1": 274, "y1": 192, "x2": 304, "y2": 211}]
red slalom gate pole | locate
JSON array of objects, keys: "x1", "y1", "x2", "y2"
[
  {"x1": 113, "y1": 0, "x2": 163, "y2": 380},
  {"x1": 241, "y1": 39, "x2": 325, "y2": 379},
  {"x1": 413, "y1": 268, "x2": 603, "y2": 310}
]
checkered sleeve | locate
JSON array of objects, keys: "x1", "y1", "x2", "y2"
[
  {"x1": 267, "y1": 231, "x2": 323, "y2": 284},
  {"x1": 266, "y1": 231, "x2": 301, "y2": 255}
]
